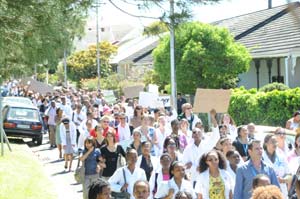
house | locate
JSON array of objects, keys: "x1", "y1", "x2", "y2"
[
  {"x1": 213, "y1": 2, "x2": 300, "y2": 89},
  {"x1": 110, "y1": 2, "x2": 300, "y2": 89}
]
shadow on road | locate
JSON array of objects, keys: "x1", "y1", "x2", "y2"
[{"x1": 51, "y1": 170, "x2": 69, "y2": 176}]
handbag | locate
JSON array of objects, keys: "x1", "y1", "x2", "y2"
[
  {"x1": 111, "y1": 168, "x2": 131, "y2": 199},
  {"x1": 74, "y1": 157, "x2": 85, "y2": 184},
  {"x1": 116, "y1": 146, "x2": 126, "y2": 169}
]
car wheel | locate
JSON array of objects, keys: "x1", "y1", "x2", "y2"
[{"x1": 36, "y1": 134, "x2": 43, "y2": 146}]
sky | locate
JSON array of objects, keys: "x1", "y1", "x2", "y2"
[{"x1": 92, "y1": 0, "x2": 297, "y2": 27}]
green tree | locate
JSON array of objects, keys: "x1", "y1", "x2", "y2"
[
  {"x1": 67, "y1": 41, "x2": 118, "y2": 82},
  {"x1": 0, "y1": 0, "x2": 92, "y2": 79},
  {"x1": 143, "y1": 21, "x2": 169, "y2": 36},
  {"x1": 153, "y1": 22, "x2": 252, "y2": 94}
]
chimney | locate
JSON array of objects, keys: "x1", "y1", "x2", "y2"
[{"x1": 268, "y1": 0, "x2": 272, "y2": 9}]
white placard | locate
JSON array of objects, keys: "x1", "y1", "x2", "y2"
[
  {"x1": 139, "y1": 92, "x2": 159, "y2": 108},
  {"x1": 158, "y1": 95, "x2": 171, "y2": 107},
  {"x1": 148, "y1": 84, "x2": 159, "y2": 94}
]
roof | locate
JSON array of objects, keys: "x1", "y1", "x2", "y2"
[
  {"x1": 110, "y1": 34, "x2": 160, "y2": 65},
  {"x1": 214, "y1": 2, "x2": 300, "y2": 58}
]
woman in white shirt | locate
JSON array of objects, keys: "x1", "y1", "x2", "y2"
[
  {"x1": 155, "y1": 161, "x2": 196, "y2": 199},
  {"x1": 195, "y1": 150, "x2": 233, "y2": 199}
]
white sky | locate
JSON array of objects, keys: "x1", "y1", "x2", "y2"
[{"x1": 93, "y1": 0, "x2": 296, "y2": 27}]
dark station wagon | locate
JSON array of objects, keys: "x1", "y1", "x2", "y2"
[{"x1": 2, "y1": 102, "x2": 43, "y2": 145}]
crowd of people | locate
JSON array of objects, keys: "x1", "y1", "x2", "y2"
[{"x1": 2, "y1": 80, "x2": 300, "y2": 199}]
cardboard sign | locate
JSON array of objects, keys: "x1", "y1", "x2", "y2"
[
  {"x1": 123, "y1": 85, "x2": 144, "y2": 98},
  {"x1": 193, "y1": 89, "x2": 231, "y2": 113},
  {"x1": 158, "y1": 95, "x2": 171, "y2": 107},
  {"x1": 139, "y1": 92, "x2": 159, "y2": 108},
  {"x1": 102, "y1": 90, "x2": 116, "y2": 104}
]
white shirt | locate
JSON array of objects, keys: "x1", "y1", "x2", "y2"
[
  {"x1": 262, "y1": 150, "x2": 290, "y2": 197},
  {"x1": 59, "y1": 103, "x2": 73, "y2": 119},
  {"x1": 182, "y1": 127, "x2": 220, "y2": 182},
  {"x1": 45, "y1": 106, "x2": 56, "y2": 125},
  {"x1": 118, "y1": 123, "x2": 131, "y2": 142},
  {"x1": 108, "y1": 166, "x2": 147, "y2": 199},
  {"x1": 155, "y1": 178, "x2": 196, "y2": 199},
  {"x1": 72, "y1": 111, "x2": 86, "y2": 129},
  {"x1": 154, "y1": 127, "x2": 171, "y2": 156},
  {"x1": 195, "y1": 169, "x2": 234, "y2": 199}
]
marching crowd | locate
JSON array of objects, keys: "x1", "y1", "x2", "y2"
[{"x1": 2, "y1": 80, "x2": 300, "y2": 199}]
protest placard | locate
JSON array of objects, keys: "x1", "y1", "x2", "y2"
[
  {"x1": 193, "y1": 89, "x2": 231, "y2": 113},
  {"x1": 123, "y1": 85, "x2": 144, "y2": 98},
  {"x1": 138, "y1": 92, "x2": 159, "y2": 108}
]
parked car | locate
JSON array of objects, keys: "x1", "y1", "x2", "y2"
[
  {"x1": 2, "y1": 96, "x2": 33, "y2": 107},
  {"x1": 2, "y1": 103, "x2": 43, "y2": 145}
]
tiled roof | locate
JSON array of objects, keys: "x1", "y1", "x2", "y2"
[{"x1": 214, "y1": 2, "x2": 300, "y2": 58}]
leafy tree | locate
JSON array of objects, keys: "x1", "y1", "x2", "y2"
[
  {"x1": 153, "y1": 22, "x2": 252, "y2": 94},
  {"x1": 67, "y1": 41, "x2": 118, "y2": 82},
  {"x1": 143, "y1": 21, "x2": 168, "y2": 36},
  {"x1": 0, "y1": 0, "x2": 92, "y2": 79}
]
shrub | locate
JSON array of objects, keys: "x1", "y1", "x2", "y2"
[
  {"x1": 259, "y1": 82, "x2": 289, "y2": 92},
  {"x1": 228, "y1": 87, "x2": 300, "y2": 127}
]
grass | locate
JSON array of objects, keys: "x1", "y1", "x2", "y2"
[{"x1": 0, "y1": 143, "x2": 57, "y2": 199}]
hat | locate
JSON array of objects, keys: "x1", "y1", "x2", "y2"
[
  {"x1": 61, "y1": 118, "x2": 70, "y2": 124},
  {"x1": 103, "y1": 106, "x2": 112, "y2": 114}
]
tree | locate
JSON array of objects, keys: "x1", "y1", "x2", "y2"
[
  {"x1": 67, "y1": 41, "x2": 118, "y2": 82},
  {"x1": 153, "y1": 22, "x2": 252, "y2": 94},
  {"x1": 0, "y1": 0, "x2": 93, "y2": 79},
  {"x1": 143, "y1": 21, "x2": 168, "y2": 36}
]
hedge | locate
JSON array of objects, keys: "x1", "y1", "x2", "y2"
[{"x1": 228, "y1": 87, "x2": 300, "y2": 127}]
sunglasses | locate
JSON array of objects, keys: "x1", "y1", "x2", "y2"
[
  {"x1": 102, "y1": 121, "x2": 110, "y2": 123},
  {"x1": 275, "y1": 132, "x2": 286, "y2": 136}
]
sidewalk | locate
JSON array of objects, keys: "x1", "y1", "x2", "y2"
[{"x1": 25, "y1": 134, "x2": 82, "y2": 199}]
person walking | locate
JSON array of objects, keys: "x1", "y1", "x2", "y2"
[
  {"x1": 234, "y1": 140, "x2": 280, "y2": 199},
  {"x1": 60, "y1": 118, "x2": 77, "y2": 171}
]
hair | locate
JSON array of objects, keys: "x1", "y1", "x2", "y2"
[
  {"x1": 134, "y1": 105, "x2": 143, "y2": 117},
  {"x1": 263, "y1": 134, "x2": 275, "y2": 151},
  {"x1": 252, "y1": 174, "x2": 270, "y2": 189},
  {"x1": 248, "y1": 139, "x2": 261, "y2": 151},
  {"x1": 132, "y1": 129, "x2": 142, "y2": 137},
  {"x1": 84, "y1": 136, "x2": 96, "y2": 150},
  {"x1": 160, "y1": 153, "x2": 172, "y2": 161},
  {"x1": 220, "y1": 113, "x2": 236, "y2": 126},
  {"x1": 237, "y1": 125, "x2": 247, "y2": 137},
  {"x1": 294, "y1": 111, "x2": 300, "y2": 117},
  {"x1": 225, "y1": 149, "x2": 236, "y2": 159},
  {"x1": 171, "y1": 119, "x2": 179, "y2": 127},
  {"x1": 169, "y1": 161, "x2": 184, "y2": 179},
  {"x1": 126, "y1": 148, "x2": 138, "y2": 157},
  {"x1": 133, "y1": 180, "x2": 150, "y2": 192},
  {"x1": 294, "y1": 132, "x2": 300, "y2": 148},
  {"x1": 141, "y1": 141, "x2": 152, "y2": 148},
  {"x1": 88, "y1": 178, "x2": 110, "y2": 199},
  {"x1": 174, "y1": 191, "x2": 193, "y2": 199},
  {"x1": 199, "y1": 150, "x2": 227, "y2": 173},
  {"x1": 163, "y1": 137, "x2": 178, "y2": 152},
  {"x1": 220, "y1": 137, "x2": 231, "y2": 146},
  {"x1": 252, "y1": 185, "x2": 284, "y2": 199},
  {"x1": 181, "y1": 103, "x2": 192, "y2": 113},
  {"x1": 104, "y1": 130, "x2": 116, "y2": 145},
  {"x1": 100, "y1": 115, "x2": 110, "y2": 122}
]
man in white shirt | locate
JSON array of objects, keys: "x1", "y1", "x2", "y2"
[
  {"x1": 109, "y1": 148, "x2": 147, "y2": 199},
  {"x1": 72, "y1": 104, "x2": 86, "y2": 144},
  {"x1": 59, "y1": 96, "x2": 73, "y2": 119},
  {"x1": 118, "y1": 113, "x2": 131, "y2": 142},
  {"x1": 45, "y1": 101, "x2": 57, "y2": 148},
  {"x1": 182, "y1": 109, "x2": 220, "y2": 187}
]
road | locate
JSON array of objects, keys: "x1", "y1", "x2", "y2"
[{"x1": 23, "y1": 134, "x2": 83, "y2": 199}]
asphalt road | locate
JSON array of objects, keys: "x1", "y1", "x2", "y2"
[{"x1": 22, "y1": 134, "x2": 83, "y2": 199}]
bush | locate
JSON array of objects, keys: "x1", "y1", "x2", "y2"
[
  {"x1": 228, "y1": 87, "x2": 300, "y2": 127},
  {"x1": 259, "y1": 82, "x2": 289, "y2": 92}
]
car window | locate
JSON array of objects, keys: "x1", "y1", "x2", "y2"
[{"x1": 8, "y1": 108, "x2": 39, "y2": 121}]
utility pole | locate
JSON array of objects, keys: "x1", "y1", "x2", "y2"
[
  {"x1": 170, "y1": 0, "x2": 177, "y2": 111},
  {"x1": 63, "y1": 50, "x2": 68, "y2": 88},
  {"x1": 96, "y1": 0, "x2": 101, "y2": 91}
]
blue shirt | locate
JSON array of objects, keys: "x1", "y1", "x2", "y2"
[
  {"x1": 233, "y1": 159, "x2": 280, "y2": 199},
  {"x1": 84, "y1": 148, "x2": 101, "y2": 175}
]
